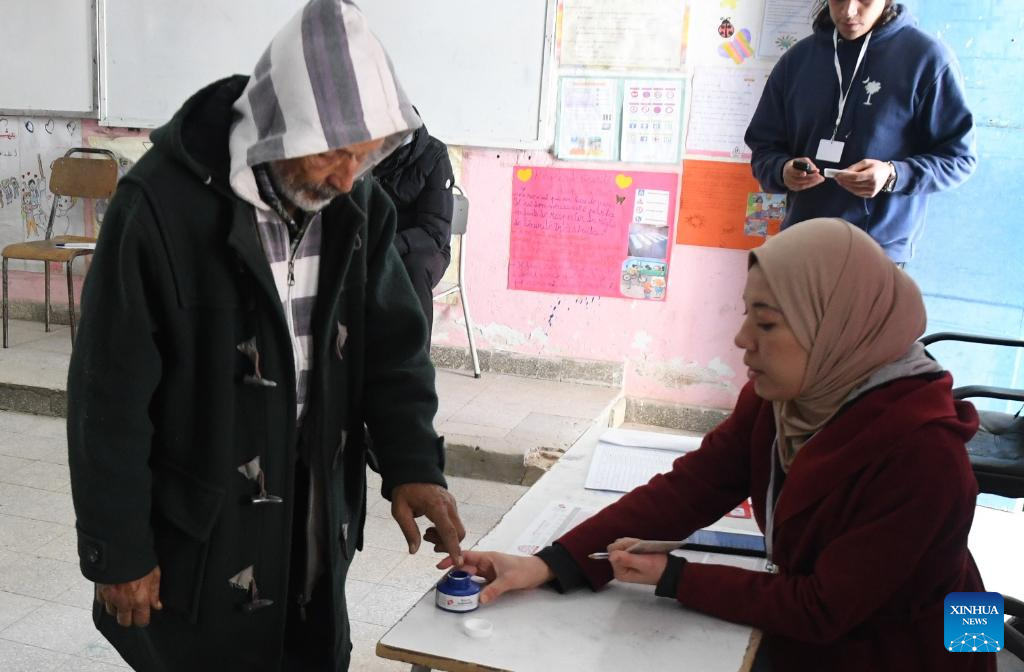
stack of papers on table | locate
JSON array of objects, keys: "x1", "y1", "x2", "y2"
[{"x1": 584, "y1": 428, "x2": 703, "y2": 493}]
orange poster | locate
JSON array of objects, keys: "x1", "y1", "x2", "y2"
[{"x1": 676, "y1": 159, "x2": 781, "y2": 250}]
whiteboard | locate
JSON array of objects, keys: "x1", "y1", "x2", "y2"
[
  {"x1": 98, "y1": 0, "x2": 555, "y2": 146},
  {"x1": 0, "y1": 0, "x2": 95, "y2": 114},
  {"x1": 359, "y1": 0, "x2": 555, "y2": 147},
  {"x1": 97, "y1": 0, "x2": 307, "y2": 128}
]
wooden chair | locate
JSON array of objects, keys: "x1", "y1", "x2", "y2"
[
  {"x1": 2, "y1": 147, "x2": 118, "y2": 348},
  {"x1": 433, "y1": 186, "x2": 481, "y2": 377}
]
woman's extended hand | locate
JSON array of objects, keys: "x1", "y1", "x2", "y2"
[{"x1": 437, "y1": 551, "x2": 555, "y2": 605}]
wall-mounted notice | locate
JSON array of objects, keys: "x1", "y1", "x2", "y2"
[
  {"x1": 509, "y1": 167, "x2": 679, "y2": 300},
  {"x1": 556, "y1": 78, "x2": 621, "y2": 161},
  {"x1": 677, "y1": 160, "x2": 771, "y2": 250},
  {"x1": 620, "y1": 79, "x2": 686, "y2": 164},
  {"x1": 685, "y1": 65, "x2": 771, "y2": 160},
  {"x1": 559, "y1": 0, "x2": 687, "y2": 69},
  {"x1": 758, "y1": 0, "x2": 816, "y2": 60}
]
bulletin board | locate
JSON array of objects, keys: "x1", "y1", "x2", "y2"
[{"x1": 545, "y1": 0, "x2": 819, "y2": 254}]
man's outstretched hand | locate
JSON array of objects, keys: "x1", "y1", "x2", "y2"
[{"x1": 391, "y1": 483, "x2": 466, "y2": 567}]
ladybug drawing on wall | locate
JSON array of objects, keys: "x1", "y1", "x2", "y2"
[{"x1": 718, "y1": 17, "x2": 735, "y2": 38}]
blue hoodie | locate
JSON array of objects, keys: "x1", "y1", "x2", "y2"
[{"x1": 744, "y1": 4, "x2": 976, "y2": 262}]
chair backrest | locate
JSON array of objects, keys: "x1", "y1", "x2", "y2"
[
  {"x1": 451, "y1": 185, "x2": 469, "y2": 236},
  {"x1": 44, "y1": 148, "x2": 119, "y2": 240},
  {"x1": 920, "y1": 331, "x2": 1024, "y2": 498}
]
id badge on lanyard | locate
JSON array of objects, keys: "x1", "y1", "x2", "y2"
[{"x1": 815, "y1": 29, "x2": 872, "y2": 165}]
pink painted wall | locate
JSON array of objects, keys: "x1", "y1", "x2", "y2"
[
  {"x1": 432, "y1": 148, "x2": 749, "y2": 410},
  {"x1": 6, "y1": 127, "x2": 750, "y2": 411}
]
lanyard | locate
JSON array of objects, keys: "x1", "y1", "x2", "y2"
[
  {"x1": 764, "y1": 434, "x2": 780, "y2": 574},
  {"x1": 831, "y1": 28, "x2": 873, "y2": 139}
]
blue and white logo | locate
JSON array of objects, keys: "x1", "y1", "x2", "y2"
[{"x1": 944, "y1": 592, "x2": 1003, "y2": 652}]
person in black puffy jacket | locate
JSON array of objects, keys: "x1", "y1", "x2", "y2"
[{"x1": 373, "y1": 117, "x2": 454, "y2": 337}]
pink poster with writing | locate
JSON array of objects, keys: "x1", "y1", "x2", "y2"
[{"x1": 509, "y1": 166, "x2": 679, "y2": 300}]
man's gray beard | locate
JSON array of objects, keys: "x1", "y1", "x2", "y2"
[{"x1": 266, "y1": 163, "x2": 341, "y2": 213}]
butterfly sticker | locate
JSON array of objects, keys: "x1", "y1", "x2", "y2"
[{"x1": 718, "y1": 28, "x2": 754, "y2": 64}]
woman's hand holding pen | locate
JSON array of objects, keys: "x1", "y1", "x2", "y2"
[
  {"x1": 606, "y1": 537, "x2": 668, "y2": 586},
  {"x1": 437, "y1": 551, "x2": 553, "y2": 605}
]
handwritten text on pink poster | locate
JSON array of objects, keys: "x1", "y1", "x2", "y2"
[{"x1": 508, "y1": 167, "x2": 678, "y2": 298}]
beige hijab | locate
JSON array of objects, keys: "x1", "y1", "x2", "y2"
[{"x1": 749, "y1": 219, "x2": 928, "y2": 470}]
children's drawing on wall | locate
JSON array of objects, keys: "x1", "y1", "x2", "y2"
[
  {"x1": 82, "y1": 122, "x2": 153, "y2": 234},
  {"x1": 744, "y1": 192, "x2": 786, "y2": 238},
  {"x1": 0, "y1": 119, "x2": 15, "y2": 143},
  {"x1": 757, "y1": 0, "x2": 816, "y2": 60},
  {"x1": 620, "y1": 258, "x2": 667, "y2": 301},
  {"x1": 0, "y1": 178, "x2": 19, "y2": 209},
  {"x1": 53, "y1": 194, "x2": 79, "y2": 235},
  {"x1": 0, "y1": 116, "x2": 84, "y2": 250},
  {"x1": 20, "y1": 160, "x2": 48, "y2": 239}
]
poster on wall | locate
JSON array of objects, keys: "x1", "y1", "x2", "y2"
[
  {"x1": 687, "y1": 0, "x2": 763, "y2": 67},
  {"x1": 676, "y1": 159, "x2": 783, "y2": 250},
  {"x1": 509, "y1": 166, "x2": 679, "y2": 300},
  {"x1": 558, "y1": 0, "x2": 688, "y2": 69},
  {"x1": 685, "y1": 65, "x2": 771, "y2": 161},
  {"x1": 0, "y1": 116, "x2": 85, "y2": 269},
  {"x1": 555, "y1": 77, "x2": 621, "y2": 161},
  {"x1": 758, "y1": 0, "x2": 816, "y2": 60},
  {"x1": 619, "y1": 79, "x2": 686, "y2": 164}
]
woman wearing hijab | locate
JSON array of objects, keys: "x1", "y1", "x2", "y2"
[{"x1": 441, "y1": 219, "x2": 993, "y2": 671}]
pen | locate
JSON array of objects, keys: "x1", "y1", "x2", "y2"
[{"x1": 587, "y1": 540, "x2": 686, "y2": 560}]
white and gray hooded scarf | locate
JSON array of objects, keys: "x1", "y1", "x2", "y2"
[{"x1": 227, "y1": 0, "x2": 422, "y2": 420}]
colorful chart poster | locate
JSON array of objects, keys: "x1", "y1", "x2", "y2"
[
  {"x1": 559, "y1": 0, "x2": 688, "y2": 69},
  {"x1": 677, "y1": 159, "x2": 771, "y2": 250},
  {"x1": 509, "y1": 167, "x2": 679, "y2": 299},
  {"x1": 555, "y1": 77, "x2": 621, "y2": 161},
  {"x1": 620, "y1": 79, "x2": 686, "y2": 164},
  {"x1": 758, "y1": 0, "x2": 815, "y2": 60},
  {"x1": 685, "y1": 65, "x2": 771, "y2": 160}
]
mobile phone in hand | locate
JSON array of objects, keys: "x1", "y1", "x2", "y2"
[{"x1": 792, "y1": 160, "x2": 815, "y2": 174}]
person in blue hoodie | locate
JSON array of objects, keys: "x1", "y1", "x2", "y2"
[{"x1": 744, "y1": 0, "x2": 977, "y2": 263}]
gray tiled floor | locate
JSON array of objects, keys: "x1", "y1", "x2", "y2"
[{"x1": 0, "y1": 409, "x2": 527, "y2": 671}]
